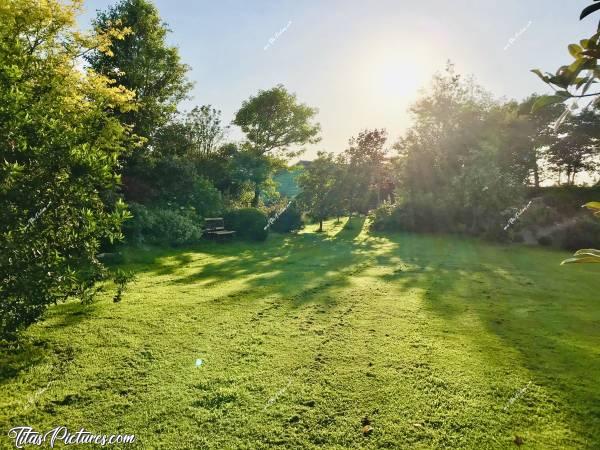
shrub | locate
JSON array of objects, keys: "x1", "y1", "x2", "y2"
[
  {"x1": 370, "y1": 197, "x2": 456, "y2": 234},
  {"x1": 223, "y1": 208, "x2": 269, "y2": 241},
  {"x1": 124, "y1": 156, "x2": 222, "y2": 217},
  {"x1": 550, "y1": 216, "x2": 600, "y2": 252},
  {"x1": 123, "y1": 203, "x2": 202, "y2": 246},
  {"x1": 0, "y1": 0, "x2": 134, "y2": 339},
  {"x1": 516, "y1": 201, "x2": 561, "y2": 231},
  {"x1": 538, "y1": 236, "x2": 553, "y2": 246},
  {"x1": 270, "y1": 205, "x2": 303, "y2": 233}
]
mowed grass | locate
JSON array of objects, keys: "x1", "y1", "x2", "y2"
[{"x1": 1, "y1": 218, "x2": 600, "y2": 449}]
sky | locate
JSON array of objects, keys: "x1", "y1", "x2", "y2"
[{"x1": 79, "y1": 0, "x2": 596, "y2": 160}]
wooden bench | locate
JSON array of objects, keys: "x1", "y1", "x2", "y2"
[{"x1": 203, "y1": 218, "x2": 236, "y2": 242}]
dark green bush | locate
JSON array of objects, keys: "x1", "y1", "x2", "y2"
[
  {"x1": 516, "y1": 201, "x2": 561, "y2": 231},
  {"x1": 124, "y1": 156, "x2": 222, "y2": 217},
  {"x1": 533, "y1": 186, "x2": 600, "y2": 214},
  {"x1": 124, "y1": 203, "x2": 202, "y2": 246},
  {"x1": 549, "y1": 216, "x2": 600, "y2": 251},
  {"x1": 223, "y1": 208, "x2": 269, "y2": 241},
  {"x1": 370, "y1": 197, "x2": 456, "y2": 234},
  {"x1": 270, "y1": 205, "x2": 303, "y2": 233},
  {"x1": 537, "y1": 236, "x2": 553, "y2": 246}
]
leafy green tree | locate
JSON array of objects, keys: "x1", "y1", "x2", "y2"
[
  {"x1": 545, "y1": 108, "x2": 599, "y2": 185},
  {"x1": 233, "y1": 85, "x2": 321, "y2": 206},
  {"x1": 341, "y1": 129, "x2": 388, "y2": 217},
  {"x1": 393, "y1": 64, "x2": 525, "y2": 235},
  {"x1": 0, "y1": 0, "x2": 135, "y2": 338},
  {"x1": 86, "y1": 0, "x2": 192, "y2": 146},
  {"x1": 184, "y1": 106, "x2": 228, "y2": 157},
  {"x1": 298, "y1": 152, "x2": 340, "y2": 232},
  {"x1": 510, "y1": 96, "x2": 565, "y2": 187}
]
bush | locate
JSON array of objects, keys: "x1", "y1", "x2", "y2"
[
  {"x1": 550, "y1": 216, "x2": 600, "y2": 251},
  {"x1": 223, "y1": 208, "x2": 269, "y2": 241},
  {"x1": 370, "y1": 197, "x2": 456, "y2": 234},
  {"x1": 270, "y1": 205, "x2": 303, "y2": 233},
  {"x1": 124, "y1": 156, "x2": 222, "y2": 217},
  {"x1": 533, "y1": 186, "x2": 600, "y2": 215},
  {"x1": 537, "y1": 236, "x2": 553, "y2": 246},
  {"x1": 124, "y1": 203, "x2": 202, "y2": 246},
  {"x1": 516, "y1": 201, "x2": 561, "y2": 231}
]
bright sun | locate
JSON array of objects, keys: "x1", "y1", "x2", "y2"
[{"x1": 358, "y1": 44, "x2": 434, "y2": 101}]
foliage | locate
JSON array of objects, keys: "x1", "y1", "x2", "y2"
[
  {"x1": 123, "y1": 156, "x2": 222, "y2": 217},
  {"x1": 561, "y1": 202, "x2": 600, "y2": 263},
  {"x1": 184, "y1": 106, "x2": 228, "y2": 157},
  {"x1": 269, "y1": 204, "x2": 303, "y2": 233},
  {"x1": 234, "y1": 85, "x2": 321, "y2": 158},
  {"x1": 339, "y1": 129, "x2": 388, "y2": 216},
  {"x1": 233, "y1": 85, "x2": 321, "y2": 206},
  {"x1": 273, "y1": 166, "x2": 303, "y2": 198},
  {"x1": 86, "y1": 0, "x2": 192, "y2": 146},
  {"x1": 222, "y1": 208, "x2": 269, "y2": 241},
  {"x1": 123, "y1": 203, "x2": 203, "y2": 246},
  {"x1": 530, "y1": 3, "x2": 600, "y2": 114},
  {"x1": 540, "y1": 108, "x2": 600, "y2": 185},
  {"x1": 532, "y1": 2, "x2": 600, "y2": 264},
  {"x1": 534, "y1": 185, "x2": 600, "y2": 213},
  {"x1": 0, "y1": 0, "x2": 135, "y2": 338},
  {"x1": 370, "y1": 196, "x2": 457, "y2": 234},
  {"x1": 112, "y1": 269, "x2": 136, "y2": 303},
  {"x1": 392, "y1": 64, "x2": 525, "y2": 237},
  {"x1": 153, "y1": 105, "x2": 228, "y2": 159},
  {"x1": 297, "y1": 152, "x2": 341, "y2": 231}
]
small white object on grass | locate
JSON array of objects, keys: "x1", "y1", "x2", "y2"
[{"x1": 195, "y1": 359, "x2": 203, "y2": 367}]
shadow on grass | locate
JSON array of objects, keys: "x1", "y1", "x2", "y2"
[
  {"x1": 0, "y1": 297, "x2": 99, "y2": 385},
  {"x1": 371, "y1": 230, "x2": 600, "y2": 440},
  {"x1": 4, "y1": 219, "x2": 599, "y2": 444},
  {"x1": 155, "y1": 217, "x2": 378, "y2": 308}
]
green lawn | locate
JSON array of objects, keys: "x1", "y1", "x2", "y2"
[{"x1": 2, "y1": 218, "x2": 600, "y2": 449}]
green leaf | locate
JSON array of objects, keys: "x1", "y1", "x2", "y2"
[
  {"x1": 574, "y1": 249, "x2": 600, "y2": 257},
  {"x1": 582, "y1": 75, "x2": 596, "y2": 95},
  {"x1": 583, "y1": 201, "x2": 600, "y2": 212},
  {"x1": 532, "y1": 95, "x2": 566, "y2": 112},
  {"x1": 580, "y1": 2, "x2": 600, "y2": 20},
  {"x1": 569, "y1": 44, "x2": 583, "y2": 58},
  {"x1": 583, "y1": 201, "x2": 600, "y2": 216},
  {"x1": 553, "y1": 107, "x2": 570, "y2": 132},
  {"x1": 531, "y1": 69, "x2": 549, "y2": 82},
  {"x1": 561, "y1": 255, "x2": 600, "y2": 265}
]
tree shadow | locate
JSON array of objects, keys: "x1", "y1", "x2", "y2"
[{"x1": 371, "y1": 231, "x2": 600, "y2": 441}]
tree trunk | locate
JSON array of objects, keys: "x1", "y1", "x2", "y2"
[
  {"x1": 533, "y1": 165, "x2": 540, "y2": 188},
  {"x1": 319, "y1": 219, "x2": 323, "y2": 232},
  {"x1": 251, "y1": 186, "x2": 260, "y2": 207}
]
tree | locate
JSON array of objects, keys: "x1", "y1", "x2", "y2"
[
  {"x1": 341, "y1": 129, "x2": 388, "y2": 217},
  {"x1": 511, "y1": 95, "x2": 565, "y2": 187},
  {"x1": 233, "y1": 85, "x2": 321, "y2": 206},
  {"x1": 393, "y1": 64, "x2": 525, "y2": 235},
  {"x1": 86, "y1": 0, "x2": 192, "y2": 146},
  {"x1": 0, "y1": 0, "x2": 135, "y2": 338},
  {"x1": 154, "y1": 106, "x2": 229, "y2": 159},
  {"x1": 185, "y1": 106, "x2": 228, "y2": 157},
  {"x1": 298, "y1": 152, "x2": 339, "y2": 232},
  {"x1": 546, "y1": 108, "x2": 599, "y2": 185}
]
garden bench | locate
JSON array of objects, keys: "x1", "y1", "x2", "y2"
[{"x1": 203, "y1": 218, "x2": 236, "y2": 242}]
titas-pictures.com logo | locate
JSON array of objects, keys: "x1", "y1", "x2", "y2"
[{"x1": 8, "y1": 427, "x2": 135, "y2": 448}]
